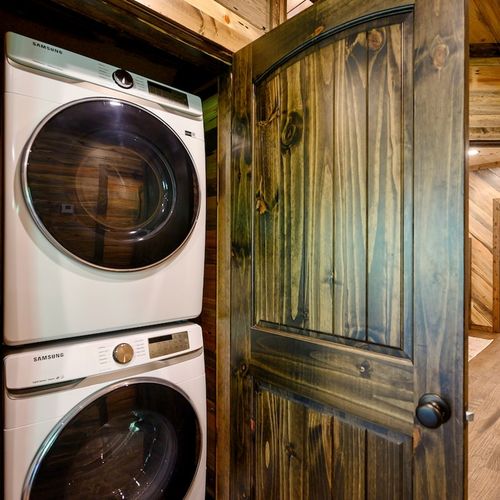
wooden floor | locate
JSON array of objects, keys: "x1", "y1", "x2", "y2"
[{"x1": 468, "y1": 331, "x2": 500, "y2": 500}]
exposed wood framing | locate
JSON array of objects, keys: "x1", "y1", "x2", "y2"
[
  {"x1": 51, "y1": 0, "x2": 234, "y2": 65},
  {"x1": 132, "y1": 0, "x2": 265, "y2": 52}
]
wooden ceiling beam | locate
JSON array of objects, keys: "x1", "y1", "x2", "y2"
[
  {"x1": 50, "y1": 0, "x2": 234, "y2": 66},
  {"x1": 131, "y1": 0, "x2": 265, "y2": 52}
]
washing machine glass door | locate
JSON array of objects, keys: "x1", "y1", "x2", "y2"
[
  {"x1": 24, "y1": 381, "x2": 202, "y2": 499},
  {"x1": 23, "y1": 98, "x2": 200, "y2": 271}
]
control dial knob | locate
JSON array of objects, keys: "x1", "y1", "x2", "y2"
[
  {"x1": 113, "y1": 343, "x2": 134, "y2": 364},
  {"x1": 112, "y1": 69, "x2": 134, "y2": 89}
]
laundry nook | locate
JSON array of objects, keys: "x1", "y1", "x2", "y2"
[{"x1": 1, "y1": 0, "x2": 497, "y2": 499}]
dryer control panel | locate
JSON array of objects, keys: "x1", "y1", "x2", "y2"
[{"x1": 5, "y1": 32, "x2": 202, "y2": 119}]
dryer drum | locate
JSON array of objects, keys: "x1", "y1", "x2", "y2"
[
  {"x1": 22, "y1": 98, "x2": 200, "y2": 271},
  {"x1": 23, "y1": 382, "x2": 202, "y2": 499}
]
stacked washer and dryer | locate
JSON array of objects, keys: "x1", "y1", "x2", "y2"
[{"x1": 3, "y1": 32, "x2": 207, "y2": 499}]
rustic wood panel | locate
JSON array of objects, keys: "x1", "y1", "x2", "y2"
[
  {"x1": 332, "y1": 419, "x2": 365, "y2": 500},
  {"x1": 255, "y1": 18, "x2": 410, "y2": 346},
  {"x1": 333, "y1": 34, "x2": 367, "y2": 340},
  {"x1": 255, "y1": 389, "x2": 414, "y2": 500},
  {"x1": 200, "y1": 93, "x2": 218, "y2": 499},
  {"x1": 303, "y1": 46, "x2": 334, "y2": 334},
  {"x1": 230, "y1": 44, "x2": 254, "y2": 500},
  {"x1": 255, "y1": 75, "x2": 283, "y2": 327},
  {"x1": 469, "y1": 0, "x2": 500, "y2": 143},
  {"x1": 413, "y1": 0, "x2": 466, "y2": 496},
  {"x1": 231, "y1": 0, "x2": 466, "y2": 497},
  {"x1": 255, "y1": 45, "x2": 335, "y2": 335},
  {"x1": 304, "y1": 409, "x2": 333, "y2": 498},
  {"x1": 366, "y1": 430, "x2": 412, "y2": 499},
  {"x1": 255, "y1": 391, "x2": 306, "y2": 499},
  {"x1": 251, "y1": 328, "x2": 414, "y2": 433},
  {"x1": 215, "y1": 70, "x2": 232, "y2": 500},
  {"x1": 468, "y1": 160, "x2": 500, "y2": 330},
  {"x1": 366, "y1": 24, "x2": 403, "y2": 347}
]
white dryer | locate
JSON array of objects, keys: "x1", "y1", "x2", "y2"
[
  {"x1": 3, "y1": 322, "x2": 206, "y2": 499},
  {"x1": 3, "y1": 32, "x2": 206, "y2": 345}
]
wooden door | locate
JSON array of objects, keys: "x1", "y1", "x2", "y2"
[{"x1": 229, "y1": 0, "x2": 466, "y2": 498}]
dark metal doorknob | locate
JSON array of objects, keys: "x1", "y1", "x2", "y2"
[{"x1": 416, "y1": 393, "x2": 451, "y2": 429}]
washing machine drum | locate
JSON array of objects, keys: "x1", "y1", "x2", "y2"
[
  {"x1": 23, "y1": 98, "x2": 200, "y2": 271},
  {"x1": 24, "y1": 382, "x2": 202, "y2": 499}
]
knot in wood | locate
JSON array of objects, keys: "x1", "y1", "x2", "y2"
[
  {"x1": 430, "y1": 35, "x2": 449, "y2": 70},
  {"x1": 285, "y1": 442, "x2": 298, "y2": 459},
  {"x1": 367, "y1": 28, "x2": 385, "y2": 51},
  {"x1": 281, "y1": 111, "x2": 303, "y2": 150}
]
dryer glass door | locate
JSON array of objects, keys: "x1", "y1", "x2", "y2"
[
  {"x1": 23, "y1": 98, "x2": 200, "y2": 271},
  {"x1": 24, "y1": 381, "x2": 202, "y2": 499}
]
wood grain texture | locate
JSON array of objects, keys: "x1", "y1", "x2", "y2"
[
  {"x1": 230, "y1": 44, "x2": 254, "y2": 500},
  {"x1": 215, "y1": 71, "x2": 232, "y2": 500},
  {"x1": 254, "y1": 389, "x2": 414, "y2": 500},
  {"x1": 230, "y1": 0, "x2": 466, "y2": 497},
  {"x1": 255, "y1": 21, "x2": 410, "y2": 344},
  {"x1": 251, "y1": 328, "x2": 414, "y2": 433},
  {"x1": 413, "y1": 0, "x2": 466, "y2": 497},
  {"x1": 200, "y1": 93, "x2": 218, "y2": 499},
  {"x1": 50, "y1": 0, "x2": 232, "y2": 66},
  {"x1": 493, "y1": 199, "x2": 500, "y2": 332},
  {"x1": 366, "y1": 23, "x2": 403, "y2": 347},
  {"x1": 255, "y1": 391, "x2": 306, "y2": 499},
  {"x1": 366, "y1": 430, "x2": 412, "y2": 499},
  {"x1": 468, "y1": 334, "x2": 500, "y2": 500},
  {"x1": 332, "y1": 419, "x2": 365, "y2": 500},
  {"x1": 468, "y1": 164, "x2": 500, "y2": 329},
  {"x1": 255, "y1": 74, "x2": 283, "y2": 328},
  {"x1": 131, "y1": 0, "x2": 264, "y2": 52},
  {"x1": 304, "y1": 410, "x2": 333, "y2": 498},
  {"x1": 252, "y1": 0, "x2": 411, "y2": 80},
  {"x1": 333, "y1": 34, "x2": 367, "y2": 340}
]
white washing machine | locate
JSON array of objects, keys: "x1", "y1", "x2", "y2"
[
  {"x1": 3, "y1": 32, "x2": 206, "y2": 345},
  {"x1": 3, "y1": 322, "x2": 206, "y2": 499}
]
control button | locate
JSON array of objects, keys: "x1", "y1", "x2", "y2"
[
  {"x1": 112, "y1": 69, "x2": 134, "y2": 89},
  {"x1": 113, "y1": 343, "x2": 134, "y2": 364}
]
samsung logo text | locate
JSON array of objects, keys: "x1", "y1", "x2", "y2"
[
  {"x1": 33, "y1": 353, "x2": 65, "y2": 362},
  {"x1": 32, "y1": 41, "x2": 63, "y2": 55}
]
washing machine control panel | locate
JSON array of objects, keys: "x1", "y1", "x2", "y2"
[
  {"x1": 4, "y1": 324, "x2": 201, "y2": 390},
  {"x1": 148, "y1": 332, "x2": 190, "y2": 359}
]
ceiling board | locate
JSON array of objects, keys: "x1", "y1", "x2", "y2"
[{"x1": 469, "y1": 0, "x2": 500, "y2": 44}]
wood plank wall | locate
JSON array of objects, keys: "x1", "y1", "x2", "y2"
[
  {"x1": 469, "y1": 149, "x2": 500, "y2": 330},
  {"x1": 200, "y1": 94, "x2": 218, "y2": 499}
]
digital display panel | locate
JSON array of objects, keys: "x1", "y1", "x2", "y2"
[
  {"x1": 147, "y1": 81, "x2": 189, "y2": 108},
  {"x1": 148, "y1": 331, "x2": 190, "y2": 358}
]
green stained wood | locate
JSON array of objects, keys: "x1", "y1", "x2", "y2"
[
  {"x1": 304, "y1": 410, "x2": 333, "y2": 498},
  {"x1": 255, "y1": 75, "x2": 283, "y2": 327},
  {"x1": 255, "y1": 390, "x2": 306, "y2": 499},
  {"x1": 333, "y1": 34, "x2": 368, "y2": 340},
  {"x1": 280, "y1": 60, "x2": 306, "y2": 326},
  {"x1": 302, "y1": 46, "x2": 335, "y2": 335},
  {"x1": 230, "y1": 0, "x2": 466, "y2": 497},
  {"x1": 366, "y1": 23, "x2": 404, "y2": 347}
]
